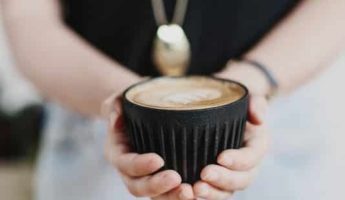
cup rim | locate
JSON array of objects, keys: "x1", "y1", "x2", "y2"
[{"x1": 122, "y1": 75, "x2": 249, "y2": 113}]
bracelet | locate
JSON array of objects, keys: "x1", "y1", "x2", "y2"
[{"x1": 238, "y1": 58, "x2": 279, "y2": 99}]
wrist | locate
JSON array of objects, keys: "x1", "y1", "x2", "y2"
[{"x1": 216, "y1": 60, "x2": 272, "y2": 97}]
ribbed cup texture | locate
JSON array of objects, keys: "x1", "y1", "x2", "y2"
[
  {"x1": 125, "y1": 116, "x2": 247, "y2": 184},
  {"x1": 122, "y1": 76, "x2": 249, "y2": 184}
]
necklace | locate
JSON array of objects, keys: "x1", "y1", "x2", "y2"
[{"x1": 151, "y1": 0, "x2": 191, "y2": 76}]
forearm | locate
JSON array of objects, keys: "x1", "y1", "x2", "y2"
[
  {"x1": 1, "y1": 0, "x2": 139, "y2": 117},
  {"x1": 245, "y1": 0, "x2": 345, "y2": 93}
]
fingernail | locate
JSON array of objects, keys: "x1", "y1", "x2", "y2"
[
  {"x1": 203, "y1": 170, "x2": 218, "y2": 181},
  {"x1": 256, "y1": 110, "x2": 266, "y2": 123},
  {"x1": 148, "y1": 157, "x2": 164, "y2": 170},
  {"x1": 161, "y1": 173, "x2": 178, "y2": 187},
  {"x1": 160, "y1": 174, "x2": 172, "y2": 187},
  {"x1": 257, "y1": 101, "x2": 267, "y2": 122},
  {"x1": 108, "y1": 112, "x2": 116, "y2": 124},
  {"x1": 179, "y1": 191, "x2": 185, "y2": 199},
  {"x1": 256, "y1": 108, "x2": 266, "y2": 122},
  {"x1": 114, "y1": 100, "x2": 122, "y2": 113},
  {"x1": 219, "y1": 156, "x2": 233, "y2": 167},
  {"x1": 197, "y1": 184, "x2": 209, "y2": 197},
  {"x1": 179, "y1": 190, "x2": 190, "y2": 199}
]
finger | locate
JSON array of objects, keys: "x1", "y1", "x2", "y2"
[
  {"x1": 124, "y1": 170, "x2": 181, "y2": 197},
  {"x1": 104, "y1": 127, "x2": 129, "y2": 162},
  {"x1": 104, "y1": 123, "x2": 128, "y2": 164},
  {"x1": 113, "y1": 115, "x2": 127, "y2": 144},
  {"x1": 177, "y1": 184, "x2": 194, "y2": 200},
  {"x1": 106, "y1": 111, "x2": 125, "y2": 146},
  {"x1": 104, "y1": 115, "x2": 129, "y2": 162},
  {"x1": 242, "y1": 122, "x2": 257, "y2": 141},
  {"x1": 201, "y1": 164, "x2": 256, "y2": 191},
  {"x1": 248, "y1": 95, "x2": 268, "y2": 125},
  {"x1": 194, "y1": 181, "x2": 232, "y2": 200},
  {"x1": 153, "y1": 183, "x2": 194, "y2": 200},
  {"x1": 101, "y1": 93, "x2": 122, "y2": 119},
  {"x1": 116, "y1": 153, "x2": 164, "y2": 177},
  {"x1": 104, "y1": 95, "x2": 123, "y2": 136},
  {"x1": 217, "y1": 125, "x2": 268, "y2": 171}
]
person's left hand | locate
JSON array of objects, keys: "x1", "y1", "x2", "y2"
[{"x1": 193, "y1": 61, "x2": 271, "y2": 199}]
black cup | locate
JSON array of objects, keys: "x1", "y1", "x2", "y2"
[{"x1": 122, "y1": 76, "x2": 249, "y2": 184}]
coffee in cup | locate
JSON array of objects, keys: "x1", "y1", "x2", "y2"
[{"x1": 122, "y1": 76, "x2": 248, "y2": 184}]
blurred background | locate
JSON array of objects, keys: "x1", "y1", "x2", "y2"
[
  {"x1": 1, "y1": 5, "x2": 345, "y2": 200},
  {"x1": 0, "y1": 14, "x2": 43, "y2": 200}
]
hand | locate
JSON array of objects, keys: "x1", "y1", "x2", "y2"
[
  {"x1": 102, "y1": 94, "x2": 195, "y2": 200},
  {"x1": 192, "y1": 62, "x2": 270, "y2": 200}
]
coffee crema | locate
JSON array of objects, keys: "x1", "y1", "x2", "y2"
[{"x1": 125, "y1": 76, "x2": 246, "y2": 110}]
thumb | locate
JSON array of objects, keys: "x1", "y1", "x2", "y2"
[
  {"x1": 101, "y1": 93, "x2": 123, "y2": 120},
  {"x1": 101, "y1": 93, "x2": 124, "y2": 136},
  {"x1": 248, "y1": 95, "x2": 268, "y2": 125}
]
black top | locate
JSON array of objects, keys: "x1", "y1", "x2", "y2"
[{"x1": 61, "y1": 0, "x2": 299, "y2": 76}]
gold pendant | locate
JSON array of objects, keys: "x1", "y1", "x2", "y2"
[{"x1": 153, "y1": 24, "x2": 191, "y2": 76}]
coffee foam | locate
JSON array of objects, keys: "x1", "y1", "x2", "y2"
[{"x1": 125, "y1": 76, "x2": 245, "y2": 110}]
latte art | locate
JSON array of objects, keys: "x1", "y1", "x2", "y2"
[
  {"x1": 125, "y1": 76, "x2": 245, "y2": 110},
  {"x1": 161, "y1": 88, "x2": 222, "y2": 105}
]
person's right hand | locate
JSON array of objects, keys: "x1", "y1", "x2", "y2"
[{"x1": 102, "y1": 95, "x2": 195, "y2": 200}]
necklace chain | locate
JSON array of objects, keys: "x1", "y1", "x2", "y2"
[{"x1": 151, "y1": 0, "x2": 189, "y2": 26}]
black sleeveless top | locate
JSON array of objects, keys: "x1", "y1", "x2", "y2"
[{"x1": 61, "y1": 0, "x2": 299, "y2": 76}]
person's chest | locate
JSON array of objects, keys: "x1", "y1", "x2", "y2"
[{"x1": 61, "y1": 0, "x2": 299, "y2": 75}]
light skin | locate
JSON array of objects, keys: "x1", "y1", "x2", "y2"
[
  {"x1": 102, "y1": 91, "x2": 269, "y2": 200},
  {"x1": 2, "y1": 0, "x2": 345, "y2": 199}
]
